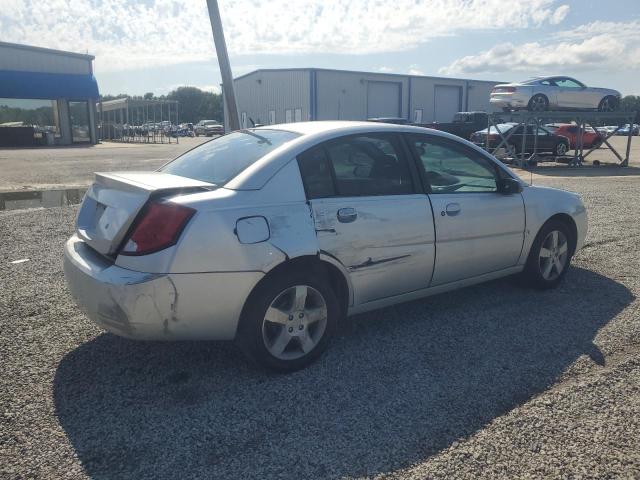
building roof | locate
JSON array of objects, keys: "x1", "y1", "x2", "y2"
[
  {"x1": 234, "y1": 67, "x2": 505, "y2": 85},
  {"x1": 0, "y1": 42, "x2": 96, "y2": 60},
  {"x1": 0, "y1": 41, "x2": 95, "y2": 61}
]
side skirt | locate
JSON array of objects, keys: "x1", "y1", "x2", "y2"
[{"x1": 347, "y1": 266, "x2": 524, "y2": 316}]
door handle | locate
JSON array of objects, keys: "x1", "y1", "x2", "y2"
[
  {"x1": 337, "y1": 207, "x2": 357, "y2": 223},
  {"x1": 444, "y1": 203, "x2": 461, "y2": 216}
]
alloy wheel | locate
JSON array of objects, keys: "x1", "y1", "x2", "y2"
[
  {"x1": 261, "y1": 285, "x2": 328, "y2": 360},
  {"x1": 538, "y1": 230, "x2": 569, "y2": 281},
  {"x1": 556, "y1": 143, "x2": 568, "y2": 156},
  {"x1": 530, "y1": 95, "x2": 547, "y2": 112},
  {"x1": 599, "y1": 97, "x2": 615, "y2": 112}
]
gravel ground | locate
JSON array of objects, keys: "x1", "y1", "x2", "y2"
[{"x1": 1, "y1": 171, "x2": 640, "y2": 478}]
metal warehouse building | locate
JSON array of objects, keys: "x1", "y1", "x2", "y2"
[
  {"x1": 224, "y1": 68, "x2": 504, "y2": 128},
  {"x1": 0, "y1": 41, "x2": 99, "y2": 146}
]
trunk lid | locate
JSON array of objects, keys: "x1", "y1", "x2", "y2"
[{"x1": 76, "y1": 171, "x2": 214, "y2": 256}]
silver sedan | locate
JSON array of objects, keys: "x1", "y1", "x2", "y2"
[
  {"x1": 64, "y1": 121, "x2": 587, "y2": 371},
  {"x1": 490, "y1": 76, "x2": 620, "y2": 112}
]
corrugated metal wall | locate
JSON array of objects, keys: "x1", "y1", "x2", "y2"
[
  {"x1": 0, "y1": 44, "x2": 92, "y2": 75},
  {"x1": 229, "y1": 69, "x2": 504, "y2": 127},
  {"x1": 315, "y1": 70, "x2": 409, "y2": 121},
  {"x1": 233, "y1": 70, "x2": 310, "y2": 127},
  {"x1": 466, "y1": 81, "x2": 500, "y2": 112}
]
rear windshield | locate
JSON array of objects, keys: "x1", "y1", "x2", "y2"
[{"x1": 160, "y1": 129, "x2": 300, "y2": 185}]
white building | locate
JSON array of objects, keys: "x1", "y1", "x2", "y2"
[
  {"x1": 0, "y1": 41, "x2": 99, "y2": 146},
  {"x1": 224, "y1": 68, "x2": 505, "y2": 128}
]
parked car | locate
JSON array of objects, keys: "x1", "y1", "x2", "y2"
[
  {"x1": 490, "y1": 76, "x2": 621, "y2": 112},
  {"x1": 195, "y1": 120, "x2": 224, "y2": 136},
  {"x1": 471, "y1": 123, "x2": 571, "y2": 156},
  {"x1": 423, "y1": 111, "x2": 494, "y2": 140},
  {"x1": 615, "y1": 124, "x2": 640, "y2": 136},
  {"x1": 544, "y1": 123, "x2": 602, "y2": 149},
  {"x1": 367, "y1": 117, "x2": 411, "y2": 125},
  {"x1": 64, "y1": 121, "x2": 587, "y2": 371}
]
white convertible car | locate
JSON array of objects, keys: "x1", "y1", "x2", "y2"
[{"x1": 64, "y1": 122, "x2": 587, "y2": 371}]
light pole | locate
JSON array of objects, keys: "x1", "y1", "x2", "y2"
[{"x1": 206, "y1": 0, "x2": 240, "y2": 132}]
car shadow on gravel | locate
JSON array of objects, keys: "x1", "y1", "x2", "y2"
[{"x1": 54, "y1": 266, "x2": 633, "y2": 479}]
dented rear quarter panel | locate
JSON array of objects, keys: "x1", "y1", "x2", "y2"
[{"x1": 119, "y1": 159, "x2": 321, "y2": 275}]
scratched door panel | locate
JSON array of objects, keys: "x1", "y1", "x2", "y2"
[{"x1": 311, "y1": 194, "x2": 435, "y2": 304}]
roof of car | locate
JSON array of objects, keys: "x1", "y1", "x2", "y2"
[
  {"x1": 254, "y1": 120, "x2": 442, "y2": 136},
  {"x1": 259, "y1": 121, "x2": 378, "y2": 135}
]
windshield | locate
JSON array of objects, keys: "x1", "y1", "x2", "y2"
[
  {"x1": 204, "y1": 121, "x2": 219, "y2": 126},
  {"x1": 160, "y1": 129, "x2": 300, "y2": 185}
]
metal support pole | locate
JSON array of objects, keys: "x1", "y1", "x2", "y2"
[
  {"x1": 624, "y1": 114, "x2": 632, "y2": 167},
  {"x1": 206, "y1": 0, "x2": 240, "y2": 132},
  {"x1": 520, "y1": 118, "x2": 527, "y2": 168}
]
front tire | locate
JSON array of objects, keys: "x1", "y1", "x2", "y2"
[
  {"x1": 528, "y1": 94, "x2": 549, "y2": 112},
  {"x1": 555, "y1": 141, "x2": 568, "y2": 156},
  {"x1": 523, "y1": 220, "x2": 573, "y2": 289},
  {"x1": 237, "y1": 269, "x2": 339, "y2": 372}
]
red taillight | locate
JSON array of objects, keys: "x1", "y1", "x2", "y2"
[{"x1": 120, "y1": 202, "x2": 195, "y2": 256}]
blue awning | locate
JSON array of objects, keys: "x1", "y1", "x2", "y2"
[{"x1": 0, "y1": 70, "x2": 99, "y2": 100}]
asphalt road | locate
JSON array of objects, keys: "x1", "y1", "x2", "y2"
[
  {"x1": 2, "y1": 169, "x2": 640, "y2": 478},
  {"x1": 0, "y1": 137, "x2": 210, "y2": 191},
  {"x1": 0, "y1": 135, "x2": 637, "y2": 191}
]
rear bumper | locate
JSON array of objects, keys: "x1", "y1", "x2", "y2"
[
  {"x1": 63, "y1": 235, "x2": 263, "y2": 341},
  {"x1": 490, "y1": 93, "x2": 530, "y2": 109}
]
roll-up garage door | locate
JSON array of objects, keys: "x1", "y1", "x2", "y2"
[
  {"x1": 367, "y1": 81, "x2": 401, "y2": 118},
  {"x1": 433, "y1": 85, "x2": 462, "y2": 122}
]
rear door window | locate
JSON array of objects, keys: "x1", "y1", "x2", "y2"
[{"x1": 161, "y1": 129, "x2": 299, "y2": 185}]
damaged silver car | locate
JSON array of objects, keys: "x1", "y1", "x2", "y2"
[{"x1": 64, "y1": 121, "x2": 587, "y2": 371}]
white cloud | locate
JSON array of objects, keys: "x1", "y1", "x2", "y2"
[
  {"x1": 378, "y1": 66, "x2": 394, "y2": 73},
  {"x1": 439, "y1": 20, "x2": 640, "y2": 76},
  {"x1": 0, "y1": 0, "x2": 570, "y2": 73},
  {"x1": 408, "y1": 64, "x2": 425, "y2": 76},
  {"x1": 549, "y1": 5, "x2": 570, "y2": 25}
]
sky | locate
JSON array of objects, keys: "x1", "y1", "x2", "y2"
[{"x1": 1, "y1": 0, "x2": 639, "y2": 96}]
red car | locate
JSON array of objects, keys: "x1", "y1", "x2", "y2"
[{"x1": 545, "y1": 123, "x2": 602, "y2": 149}]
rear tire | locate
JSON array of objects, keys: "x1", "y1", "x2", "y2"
[
  {"x1": 527, "y1": 94, "x2": 549, "y2": 112},
  {"x1": 598, "y1": 96, "x2": 618, "y2": 112},
  {"x1": 236, "y1": 269, "x2": 339, "y2": 372},
  {"x1": 523, "y1": 220, "x2": 573, "y2": 290}
]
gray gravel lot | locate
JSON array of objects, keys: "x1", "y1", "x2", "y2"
[{"x1": 2, "y1": 169, "x2": 640, "y2": 478}]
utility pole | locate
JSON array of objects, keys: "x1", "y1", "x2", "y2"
[{"x1": 206, "y1": 0, "x2": 240, "y2": 131}]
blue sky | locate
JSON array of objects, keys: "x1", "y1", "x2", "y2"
[{"x1": 1, "y1": 0, "x2": 639, "y2": 95}]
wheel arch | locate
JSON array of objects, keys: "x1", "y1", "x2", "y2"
[
  {"x1": 540, "y1": 213, "x2": 578, "y2": 256},
  {"x1": 238, "y1": 255, "x2": 352, "y2": 337}
]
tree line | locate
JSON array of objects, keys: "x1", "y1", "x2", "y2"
[{"x1": 100, "y1": 87, "x2": 223, "y2": 125}]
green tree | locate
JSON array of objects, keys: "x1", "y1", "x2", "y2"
[
  {"x1": 143, "y1": 92, "x2": 154, "y2": 100},
  {"x1": 166, "y1": 86, "x2": 222, "y2": 124},
  {"x1": 620, "y1": 95, "x2": 640, "y2": 123}
]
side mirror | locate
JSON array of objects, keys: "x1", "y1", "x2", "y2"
[{"x1": 497, "y1": 177, "x2": 523, "y2": 195}]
